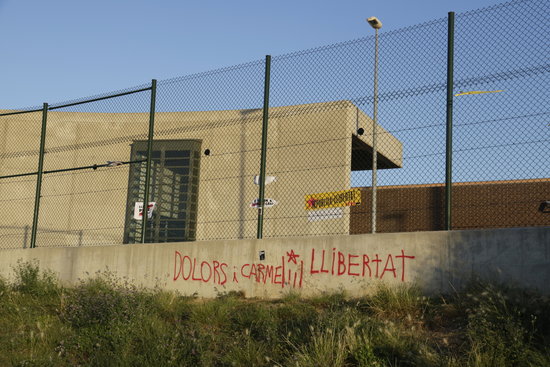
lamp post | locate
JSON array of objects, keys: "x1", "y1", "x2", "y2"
[{"x1": 367, "y1": 16, "x2": 382, "y2": 234}]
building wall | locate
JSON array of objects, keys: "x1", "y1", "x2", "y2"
[
  {"x1": 0, "y1": 227, "x2": 548, "y2": 298},
  {"x1": 350, "y1": 179, "x2": 550, "y2": 234},
  {"x1": 0, "y1": 101, "x2": 402, "y2": 247}
]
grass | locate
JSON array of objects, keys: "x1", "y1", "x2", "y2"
[{"x1": 0, "y1": 262, "x2": 549, "y2": 366}]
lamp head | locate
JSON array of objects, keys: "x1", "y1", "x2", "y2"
[{"x1": 367, "y1": 16, "x2": 382, "y2": 29}]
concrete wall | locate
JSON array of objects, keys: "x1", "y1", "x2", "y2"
[{"x1": 0, "y1": 227, "x2": 548, "y2": 297}]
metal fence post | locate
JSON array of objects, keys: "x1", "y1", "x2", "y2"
[
  {"x1": 30, "y1": 103, "x2": 48, "y2": 249},
  {"x1": 445, "y1": 12, "x2": 455, "y2": 231},
  {"x1": 257, "y1": 55, "x2": 272, "y2": 239},
  {"x1": 371, "y1": 27, "x2": 380, "y2": 234},
  {"x1": 141, "y1": 79, "x2": 157, "y2": 243}
]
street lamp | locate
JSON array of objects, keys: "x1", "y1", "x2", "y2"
[{"x1": 367, "y1": 16, "x2": 382, "y2": 234}]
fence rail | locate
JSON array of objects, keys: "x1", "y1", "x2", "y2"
[{"x1": 0, "y1": 0, "x2": 548, "y2": 249}]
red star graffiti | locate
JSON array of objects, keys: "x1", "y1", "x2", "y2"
[
  {"x1": 307, "y1": 197, "x2": 317, "y2": 208},
  {"x1": 286, "y1": 249, "x2": 300, "y2": 264}
]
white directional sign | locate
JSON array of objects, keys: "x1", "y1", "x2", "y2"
[
  {"x1": 250, "y1": 198, "x2": 278, "y2": 208},
  {"x1": 307, "y1": 207, "x2": 343, "y2": 222},
  {"x1": 254, "y1": 175, "x2": 277, "y2": 185}
]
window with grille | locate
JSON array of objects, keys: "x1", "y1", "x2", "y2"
[{"x1": 123, "y1": 140, "x2": 201, "y2": 243}]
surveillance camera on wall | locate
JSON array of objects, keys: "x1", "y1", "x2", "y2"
[
  {"x1": 539, "y1": 201, "x2": 550, "y2": 213},
  {"x1": 367, "y1": 17, "x2": 383, "y2": 29}
]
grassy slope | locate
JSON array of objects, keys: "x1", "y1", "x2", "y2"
[{"x1": 0, "y1": 261, "x2": 549, "y2": 367}]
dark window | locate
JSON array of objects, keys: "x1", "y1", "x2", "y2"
[{"x1": 124, "y1": 140, "x2": 201, "y2": 243}]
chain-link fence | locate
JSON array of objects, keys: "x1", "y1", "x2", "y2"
[
  {"x1": 37, "y1": 87, "x2": 153, "y2": 247},
  {"x1": 154, "y1": 61, "x2": 266, "y2": 241},
  {"x1": 0, "y1": 86, "x2": 154, "y2": 249},
  {"x1": 451, "y1": 0, "x2": 549, "y2": 229},
  {"x1": 0, "y1": 0, "x2": 548, "y2": 249}
]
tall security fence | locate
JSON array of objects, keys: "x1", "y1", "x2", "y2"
[
  {"x1": 0, "y1": 0, "x2": 548, "y2": 249},
  {"x1": 0, "y1": 86, "x2": 154, "y2": 249}
]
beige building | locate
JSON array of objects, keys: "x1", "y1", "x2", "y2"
[{"x1": 0, "y1": 101, "x2": 402, "y2": 247}]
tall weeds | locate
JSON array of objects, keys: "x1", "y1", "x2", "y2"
[{"x1": 0, "y1": 262, "x2": 548, "y2": 366}]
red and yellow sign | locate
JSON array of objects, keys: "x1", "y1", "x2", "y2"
[{"x1": 305, "y1": 189, "x2": 361, "y2": 210}]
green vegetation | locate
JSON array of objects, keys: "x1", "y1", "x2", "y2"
[{"x1": 0, "y1": 261, "x2": 549, "y2": 366}]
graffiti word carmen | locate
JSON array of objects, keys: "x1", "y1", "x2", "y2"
[{"x1": 173, "y1": 251, "x2": 303, "y2": 288}]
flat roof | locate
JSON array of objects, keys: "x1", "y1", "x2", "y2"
[{"x1": 353, "y1": 178, "x2": 550, "y2": 190}]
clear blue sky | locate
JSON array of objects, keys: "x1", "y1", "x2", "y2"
[{"x1": 0, "y1": 0, "x2": 507, "y2": 109}]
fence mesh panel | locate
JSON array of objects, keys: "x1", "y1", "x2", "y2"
[
  {"x1": 36, "y1": 87, "x2": 152, "y2": 247},
  {"x1": 451, "y1": 0, "x2": 549, "y2": 229},
  {"x1": 0, "y1": 110, "x2": 42, "y2": 249},
  {"x1": 266, "y1": 16, "x2": 452, "y2": 236},
  {"x1": 154, "y1": 60, "x2": 266, "y2": 241}
]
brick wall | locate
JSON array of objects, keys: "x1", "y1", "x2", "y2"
[{"x1": 350, "y1": 179, "x2": 549, "y2": 234}]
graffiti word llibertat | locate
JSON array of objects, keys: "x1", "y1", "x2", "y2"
[
  {"x1": 172, "y1": 248, "x2": 415, "y2": 288},
  {"x1": 309, "y1": 248, "x2": 415, "y2": 282}
]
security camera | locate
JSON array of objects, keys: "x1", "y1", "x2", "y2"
[
  {"x1": 539, "y1": 201, "x2": 550, "y2": 213},
  {"x1": 367, "y1": 17, "x2": 383, "y2": 29}
]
